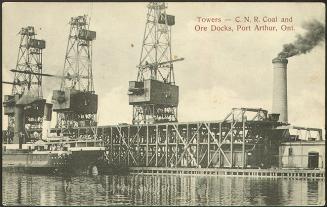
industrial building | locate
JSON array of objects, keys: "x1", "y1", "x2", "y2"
[
  {"x1": 2, "y1": 2, "x2": 325, "y2": 176},
  {"x1": 279, "y1": 140, "x2": 325, "y2": 169}
]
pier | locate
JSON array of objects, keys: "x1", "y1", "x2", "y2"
[
  {"x1": 47, "y1": 107, "x2": 325, "y2": 179},
  {"x1": 51, "y1": 108, "x2": 288, "y2": 169},
  {"x1": 129, "y1": 167, "x2": 325, "y2": 179}
]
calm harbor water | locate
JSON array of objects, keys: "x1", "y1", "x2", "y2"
[{"x1": 2, "y1": 171, "x2": 325, "y2": 206}]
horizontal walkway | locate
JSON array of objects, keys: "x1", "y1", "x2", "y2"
[{"x1": 129, "y1": 167, "x2": 325, "y2": 179}]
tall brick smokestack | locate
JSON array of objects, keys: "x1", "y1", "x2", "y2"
[
  {"x1": 272, "y1": 57, "x2": 288, "y2": 123},
  {"x1": 273, "y1": 19, "x2": 324, "y2": 123}
]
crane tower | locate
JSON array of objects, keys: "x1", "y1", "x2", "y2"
[
  {"x1": 3, "y1": 26, "x2": 46, "y2": 142},
  {"x1": 128, "y1": 2, "x2": 183, "y2": 124},
  {"x1": 52, "y1": 15, "x2": 97, "y2": 133}
]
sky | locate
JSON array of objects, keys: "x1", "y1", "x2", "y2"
[{"x1": 2, "y1": 2, "x2": 325, "y2": 129}]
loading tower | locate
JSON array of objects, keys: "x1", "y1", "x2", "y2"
[
  {"x1": 52, "y1": 15, "x2": 97, "y2": 135},
  {"x1": 3, "y1": 26, "x2": 46, "y2": 142},
  {"x1": 128, "y1": 2, "x2": 183, "y2": 124}
]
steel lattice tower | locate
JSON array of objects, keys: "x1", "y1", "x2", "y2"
[
  {"x1": 137, "y1": 3, "x2": 175, "y2": 83},
  {"x1": 12, "y1": 26, "x2": 44, "y2": 97},
  {"x1": 129, "y1": 2, "x2": 183, "y2": 124},
  {"x1": 3, "y1": 26, "x2": 46, "y2": 140},
  {"x1": 52, "y1": 15, "x2": 97, "y2": 134},
  {"x1": 60, "y1": 15, "x2": 94, "y2": 92}
]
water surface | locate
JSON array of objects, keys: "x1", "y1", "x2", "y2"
[{"x1": 2, "y1": 171, "x2": 325, "y2": 206}]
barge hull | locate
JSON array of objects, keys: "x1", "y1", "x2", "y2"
[{"x1": 2, "y1": 152, "x2": 70, "y2": 174}]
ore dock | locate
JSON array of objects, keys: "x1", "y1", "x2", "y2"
[{"x1": 2, "y1": 2, "x2": 325, "y2": 179}]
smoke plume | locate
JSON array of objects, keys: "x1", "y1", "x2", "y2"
[{"x1": 278, "y1": 19, "x2": 325, "y2": 58}]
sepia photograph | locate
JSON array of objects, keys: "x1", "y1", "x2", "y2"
[{"x1": 1, "y1": 1, "x2": 325, "y2": 206}]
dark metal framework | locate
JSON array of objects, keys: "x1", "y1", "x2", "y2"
[
  {"x1": 12, "y1": 26, "x2": 44, "y2": 97},
  {"x1": 132, "y1": 104, "x2": 178, "y2": 125},
  {"x1": 51, "y1": 108, "x2": 289, "y2": 168},
  {"x1": 55, "y1": 15, "x2": 97, "y2": 132},
  {"x1": 60, "y1": 15, "x2": 94, "y2": 92},
  {"x1": 56, "y1": 112, "x2": 97, "y2": 130},
  {"x1": 131, "y1": 2, "x2": 180, "y2": 124},
  {"x1": 137, "y1": 3, "x2": 174, "y2": 83},
  {"x1": 4, "y1": 26, "x2": 45, "y2": 139}
]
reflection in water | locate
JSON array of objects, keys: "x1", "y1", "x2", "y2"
[
  {"x1": 2, "y1": 172, "x2": 325, "y2": 206},
  {"x1": 17, "y1": 176, "x2": 22, "y2": 205}
]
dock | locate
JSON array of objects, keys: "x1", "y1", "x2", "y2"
[{"x1": 129, "y1": 167, "x2": 325, "y2": 179}]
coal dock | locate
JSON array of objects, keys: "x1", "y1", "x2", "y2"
[{"x1": 2, "y1": 2, "x2": 325, "y2": 179}]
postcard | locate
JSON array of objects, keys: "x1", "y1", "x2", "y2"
[{"x1": 2, "y1": 2, "x2": 325, "y2": 206}]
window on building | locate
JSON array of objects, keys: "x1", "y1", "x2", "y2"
[{"x1": 288, "y1": 148, "x2": 293, "y2": 156}]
